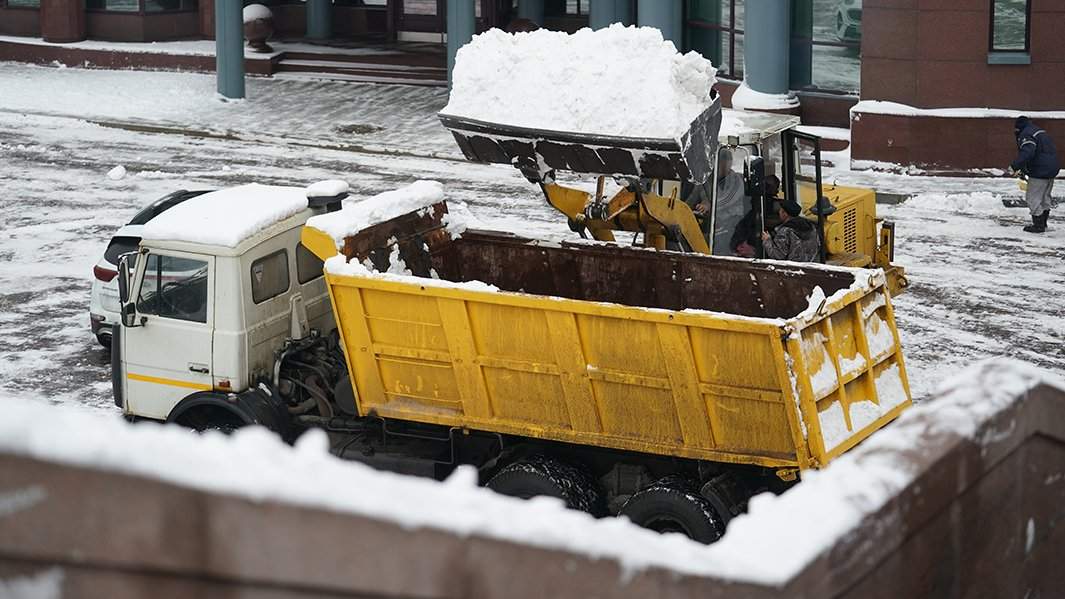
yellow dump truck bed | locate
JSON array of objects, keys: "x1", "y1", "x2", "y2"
[{"x1": 303, "y1": 203, "x2": 911, "y2": 471}]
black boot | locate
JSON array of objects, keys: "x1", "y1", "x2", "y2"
[
  {"x1": 1024, "y1": 213, "x2": 1047, "y2": 233},
  {"x1": 1041, "y1": 210, "x2": 1050, "y2": 229}
]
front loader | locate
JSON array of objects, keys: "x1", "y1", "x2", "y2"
[{"x1": 438, "y1": 98, "x2": 909, "y2": 295}]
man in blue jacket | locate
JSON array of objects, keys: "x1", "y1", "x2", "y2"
[{"x1": 1010, "y1": 116, "x2": 1060, "y2": 233}]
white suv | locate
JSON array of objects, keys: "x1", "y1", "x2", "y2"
[{"x1": 89, "y1": 189, "x2": 212, "y2": 348}]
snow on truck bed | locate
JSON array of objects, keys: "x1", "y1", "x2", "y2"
[
  {"x1": 441, "y1": 24, "x2": 718, "y2": 140},
  {"x1": 1, "y1": 359, "x2": 1059, "y2": 585}
]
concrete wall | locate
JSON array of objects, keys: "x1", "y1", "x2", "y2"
[{"x1": 2, "y1": 383, "x2": 1063, "y2": 598}]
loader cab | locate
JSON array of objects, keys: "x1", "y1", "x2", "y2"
[{"x1": 112, "y1": 184, "x2": 335, "y2": 425}]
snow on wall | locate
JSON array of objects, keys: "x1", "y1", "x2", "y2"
[
  {"x1": 441, "y1": 24, "x2": 717, "y2": 140},
  {"x1": 306, "y1": 180, "x2": 444, "y2": 249},
  {"x1": 852, "y1": 100, "x2": 1065, "y2": 120},
  {"x1": 0, "y1": 359, "x2": 1059, "y2": 586},
  {"x1": 141, "y1": 183, "x2": 308, "y2": 248}
]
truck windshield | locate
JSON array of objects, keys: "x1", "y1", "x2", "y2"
[{"x1": 137, "y1": 254, "x2": 209, "y2": 323}]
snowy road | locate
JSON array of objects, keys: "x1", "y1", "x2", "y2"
[{"x1": 1, "y1": 64, "x2": 1062, "y2": 412}]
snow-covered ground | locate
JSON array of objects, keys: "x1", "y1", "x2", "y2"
[{"x1": 0, "y1": 62, "x2": 1063, "y2": 412}]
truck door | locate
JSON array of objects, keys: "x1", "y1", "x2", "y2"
[{"x1": 122, "y1": 250, "x2": 215, "y2": 420}]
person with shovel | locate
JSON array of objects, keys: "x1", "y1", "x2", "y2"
[{"x1": 1009, "y1": 116, "x2": 1059, "y2": 234}]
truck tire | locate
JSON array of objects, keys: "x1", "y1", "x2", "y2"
[
  {"x1": 486, "y1": 455, "x2": 603, "y2": 515},
  {"x1": 619, "y1": 476, "x2": 725, "y2": 544}
]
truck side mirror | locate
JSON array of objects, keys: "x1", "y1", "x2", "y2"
[{"x1": 117, "y1": 252, "x2": 138, "y2": 328}]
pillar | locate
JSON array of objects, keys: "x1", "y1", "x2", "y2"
[
  {"x1": 687, "y1": 0, "x2": 722, "y2": 67},
  {"x1": 589, "y1": 0, "x2": 632, "y2": 29},
  {"x1": 215, "y1": 0, "x2": 245, "y2": 100},
  {"x1": 790, "y1": 0, "x2": 813, "y2": 89},
  {"x1": 447, "y1": 0, "x2": 476, "y2": 86},
  {"x1": 636, "y1": 0, "x2": 682, "y2": 48},
  {"x1": 517, "y1": 0, "x2": 544, "y2": 26},
  {"x1": 732, "y1": 0, "x2": 798, "y2": 111},
  {"x1": 307, "y1": 0, "x2": 332, "y2": 40},
  {"x1": 39, "y1": 0, "x2": 85, "y2": 43}
]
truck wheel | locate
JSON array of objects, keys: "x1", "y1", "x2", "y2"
[
  {"x1": 486, "y1": 455, "x2": 603, "y2": 515},
  {"x1": 619, "y1": 476, "x2": 725, "y2": 544}
]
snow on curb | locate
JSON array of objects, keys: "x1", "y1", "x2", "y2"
[
  {"x1": 1, "y1": 358, "x2": 1058, "y2": 585},
  {"x1": 441, "y1": 24, "x2": 717, "y2": 140}
]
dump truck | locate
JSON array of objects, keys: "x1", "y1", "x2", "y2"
[{"x1": 112, "y1": 174, "x2": 911, "y2": 544}]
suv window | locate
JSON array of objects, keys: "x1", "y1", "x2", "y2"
[
  {"x1": 251, "y1": 250, "x2": 290, "y2": 303},
  {"x1": 137, "y1": 254, "x2": 209, "y2": 323},
  {"x1": 104, "y1": 236, "x2": 140, "y2": 266},
  {"x1": 296, "y1": 243, "x2": 324, "y2": 284}
]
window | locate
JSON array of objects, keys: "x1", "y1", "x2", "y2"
[
  {"x1": 85, "y1": 0, "x2": 196, "y2": 12},
  {"x1": 296, "y1": 243, "x2": 324, "y2": 284},
  {"x1": 686, "y1": 0, "x2": 744, "y2": 79},
  {"x1": 6, "y1": 0, "x2": 42, "y2": 6},
  {"x1": 137, "y1": 254, "x2": 209, "y2": 323},
  {"x1": 990, "y1": 0, "x2": 1030, "y2": 52},
  {"x1": 251, "y1": 250, "x2": 290, "y2": 304}
]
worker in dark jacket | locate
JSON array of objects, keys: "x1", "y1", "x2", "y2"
[
  {"x1": 761, "y1": 199, "x2": 820, "y2": 262},
  {"x1": 1010, "y1": 116, "x2": 1060, "y2": 233}
]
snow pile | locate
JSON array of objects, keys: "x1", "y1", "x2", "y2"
[
  {"x1": 141, "y1": 183, "x2": 308, "y2": 248},
  {"x1": 106, "y1": 165, "x2": 126, "y2": 181},
  {"x1": 324, "y1": 255, "x2": 501, "y2": 294},
  {"x1": 0, "y1": 358, "x2": 1058, "y2": 585},
  {"x1": 903, "y1": 191, "x2": 1010, "y2": 216},
  {"x1": 0, "y1": 568, "x2": 63, "y2": 599},
  {"x1": 306, "y1": 180, "x2": 444, "y2": 249},
  {"x1": 243, "y1": 3, "x2": 272, "y2": 23},
  {"x1": 442, "y1": 24, "x2": 717, "y2": 139}
]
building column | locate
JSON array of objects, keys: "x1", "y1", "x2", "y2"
[
  {"x1": 39, "y1": 0, "x2": 85, "y2": 43},
  {"x1": 733, "y1": 0, "x2": 798, "y2": 111},
  {"x1": 636, "y1": 0, "x2": 682, "y2": 48},
  {"x1": 216, "y1": 0, "x2": 245, "y2": 100},
  {"x1": 790, "y1": 0, "x2": 812, "y2": 89},
  {"x1": 307, "y1": 0, "x2": 332, "y2": 40},
  {"x1": 516, "y1": 0, "x2": 544, "y2": 26},
  {"x1": 447, "y1": 0, "x2": 475, "y2": 86},
  {"x1": 589, "y1": 0, "x2": 632, "y2": 29}
]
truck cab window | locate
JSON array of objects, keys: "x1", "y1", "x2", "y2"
[
  {"x1": 251, "y1": 249, "x2": 290, "y2": 303},
  {"x1": 296, "y1": 243, "x2": 324, "y2": 284},
  {"x1": 137, "y1": 254, "x2": 209, "y2": 323},
  {"x1": 713, "y1": 149, "x2": 747, "y2": 255}
]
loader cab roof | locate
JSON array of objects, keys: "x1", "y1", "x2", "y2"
[{"x1": 719, "y1": 109, "x2": 800, "y2": 146}]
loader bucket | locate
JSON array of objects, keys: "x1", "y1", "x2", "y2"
[{"x1": 438, "y1": 96, "x2": 722, "y2": 184}]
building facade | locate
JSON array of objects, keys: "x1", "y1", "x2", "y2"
[{"x1": 0, "y1": 0, "x2": 1057, "y2": 171}]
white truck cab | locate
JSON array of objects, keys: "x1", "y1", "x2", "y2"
[{"x1": 113, "y1": 182, "x2": 344, "y2": 432}]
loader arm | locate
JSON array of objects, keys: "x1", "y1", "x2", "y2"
[{"x1": 542, "y1": 182, "x2": 711, "y2": 254}]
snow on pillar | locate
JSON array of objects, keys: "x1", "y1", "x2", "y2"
[
  {"x1": 589, "y1": 0, "x2": 632, "y2": 29},
  {"x1": 517, "y1": 0, "x2": 544, "y2": 26},
  {"x1": 307, "y1": 0, "x2": 332, "y2": 40},
  {"x1": 636, "y1": 0, "x2": 683, "y2": 48},
  {"x1": 215, "y1": 0, "x2": 245, "y2": 100},
  {"x1": 447, "y1": 0, "x2": 476, "y2": 87},
  {"x1": 732, "y1": 0, "x2": 798, "y2": 111}
]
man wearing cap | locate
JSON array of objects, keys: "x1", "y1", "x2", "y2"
[
  {"x1": 761, "y1": 199, "x2": 820, "y2": 262},
  {"x1": 1010, "y1": 116, "x2": 1059, "y2": 234}
]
